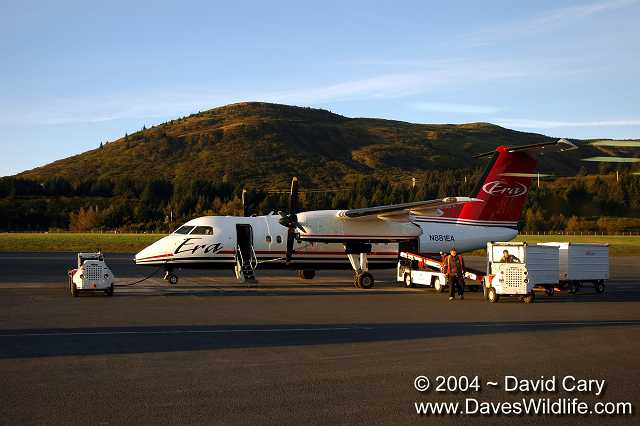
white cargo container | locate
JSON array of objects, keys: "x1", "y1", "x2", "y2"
[
  {"x1": 484, "y1": 242, "x2": 560, "y2": 303},
  {"x1": 538, "y1": 242, "x2": 608, "y2": 293}
]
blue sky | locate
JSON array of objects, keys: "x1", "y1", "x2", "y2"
[{"x1": 1, "y1": 0, "x2": 639, "y2": 176}]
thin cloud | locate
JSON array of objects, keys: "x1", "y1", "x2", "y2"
[
  {"x1": 459, "y1": 0, "x2": 639, "y2": 46},
  {"x1": 494, "y1": 118, "x2": 640, "y2": 129},
  {"x1": 263, "y1": 62, "x2": 524, "y2": 104},
  {"x1": 1, "y1": 61, "x2": 525, "y2": 126},
  {"x1": 412, "y1": 102, "x2": 501, "y2": 114}
]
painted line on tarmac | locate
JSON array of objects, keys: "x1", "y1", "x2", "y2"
[
  {"x1": 472, "y1": 320, "x2": 640, "y2": 327},
  {"x1": 0, "y1": 326, "x2": 374, "y2": 338}
]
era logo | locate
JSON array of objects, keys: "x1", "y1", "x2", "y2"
[
  {"x1": 174, "y1": 238, "x2": 223, "y2": 255},
  {"x1": 482, "y1": 181, "x2": 528, "y2": 197}
]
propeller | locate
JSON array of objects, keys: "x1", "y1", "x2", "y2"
[{"x1": 278, "y1": 177, "x2": 306, "y2": 263}]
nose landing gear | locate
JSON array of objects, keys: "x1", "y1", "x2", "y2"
[{"x1": 163, "y1": 270, "x2": 179, "y2": 285}]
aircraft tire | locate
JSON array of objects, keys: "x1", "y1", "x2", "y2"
[
  {"x1": 168, "y1": 274, "x2": 179, "y2": 285},
  {"x1": 357, "y1": 272, "x2": 375, "y2": 289},
  {"x1": 298, "y1": 270, "x2": 316, "y2": 280}
]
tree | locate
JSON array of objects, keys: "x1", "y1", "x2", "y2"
[{"x1": 69, "y1": 206, "x2": 99, "y2": 231}]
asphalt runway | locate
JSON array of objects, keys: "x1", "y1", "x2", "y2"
[{"x1": 1, "y1": 253, "x2": 639, "y2": 425}]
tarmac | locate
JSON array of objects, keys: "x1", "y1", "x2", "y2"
[{"x1": 0, "y1": 252, "x2": 639, "y2": 425}]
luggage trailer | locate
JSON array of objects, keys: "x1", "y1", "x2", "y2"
[{"x1": 397, "y1": 251, "x2": 484, "y2": 292}]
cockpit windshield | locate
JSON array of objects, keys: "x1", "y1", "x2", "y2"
[
  {"x1": 190, "y1": 226, "x2": 214, "y2": 235},
  {"x1": 173, "y1": 225, "x2": 194, "y2": 235}
]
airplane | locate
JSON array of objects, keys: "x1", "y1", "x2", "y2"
[{"x1": 134, "y1": 139, "x2": 576, "y2": 288}]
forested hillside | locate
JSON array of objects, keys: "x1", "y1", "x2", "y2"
[{"x1": 2, "y1": 102, "x2": 639, "y2": 233}]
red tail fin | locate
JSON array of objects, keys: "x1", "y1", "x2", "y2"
[{"x1": 444, "y1": 139, "x2": 576, "y2": 227}]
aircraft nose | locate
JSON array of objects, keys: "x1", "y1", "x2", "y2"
[{"x1": 135, "y1": 237, "x2": 170, "y2": 264}]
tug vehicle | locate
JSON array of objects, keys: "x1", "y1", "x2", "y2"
[
  {"x1": 484, "y1": 242, "x2": 559, "y2": 303},
  {"x1": 67, "y1": 252, "x2": 115, "y2": 297}
]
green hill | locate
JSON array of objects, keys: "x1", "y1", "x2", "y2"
[{"x1": 16, "y1": 102, "x2": 621, "y2": 187}]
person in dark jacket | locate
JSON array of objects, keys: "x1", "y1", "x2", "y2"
[{"x1": 444, "y1": 247, "x2": 465, "y2": 301}]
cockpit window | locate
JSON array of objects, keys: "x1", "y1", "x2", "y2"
[
  {"x1": 174, "y1": 225, "x2": 194, "y2": 235},
  {"x1": 190, "y1": 226, "x2": 214, "y2": 235}
]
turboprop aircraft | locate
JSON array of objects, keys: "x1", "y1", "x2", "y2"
[{"x1": 135, "y1": 139, "x2": 576, "y2": 288}]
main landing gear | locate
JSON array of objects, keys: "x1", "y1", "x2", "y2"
[
  {"x1": 346, "y1": 244, "x2": 375, "y2": 289},
  {"x1": 298, "y1": 270, "x2": 316, "y2": 280},
  {"x1": 164, "y1": 269, "x2": 179, "y2": 285}
]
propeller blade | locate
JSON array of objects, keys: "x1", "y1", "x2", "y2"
[
  {"x1": 285, "y1": 227, "x2": 296, "y2": 264},
  {"x1": 289, "y1": 177, "x2": 299, "y2": 213}
]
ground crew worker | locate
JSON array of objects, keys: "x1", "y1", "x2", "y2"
[
  {"x1": 444, "y1": 247, "x2": 465, "y2": 301},
  {"x1": 500, "y1": 250, "x2": 520, "y2": 263}
]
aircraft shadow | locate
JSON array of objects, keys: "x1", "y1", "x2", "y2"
[{"x1": 1, "y1": 320, "x2": 639, "y2": 359}]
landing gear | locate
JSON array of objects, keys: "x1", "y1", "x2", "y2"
[
  {"x1": 355, "y1": 272, "x2": 375, "y2": 289},
  {"x1": 298, "y1": 270, "x2": 316, "y2": 280},
  {"x1": 345, "y1": 245, "x2": 375, "y2": 289},
  {"x1": 164, "y1": 270, "x2": 179, "y2": 285}
]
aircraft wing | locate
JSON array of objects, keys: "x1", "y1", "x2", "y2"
[{"x1": 337, "y1": 197, "x2": 482, "y2": 221}]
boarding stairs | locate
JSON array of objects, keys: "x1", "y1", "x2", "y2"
[{"x1": 235, "y1": 245, "x2": 258, "y2": 284}]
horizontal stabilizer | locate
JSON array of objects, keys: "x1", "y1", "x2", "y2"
[{"x1": 473, "y1": 138, "x2": 577, "y2": 158}]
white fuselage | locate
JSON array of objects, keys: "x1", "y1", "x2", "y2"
[{"x1": 134, "y1": 211, "x2": 517, "y2": 269}]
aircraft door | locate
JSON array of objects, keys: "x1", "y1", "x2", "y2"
[{"x1": 236, "y1": 224, "x2": 254, "y2": 262}]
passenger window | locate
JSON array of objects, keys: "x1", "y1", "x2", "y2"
[
  {"x1": 174, "y1": 225, "x2": 194, "y2": 235},
  {"x1": 190, "y1": 226, "x2": 214, "y2": 235},
  {"x1": 276, "y1": 235, "x2": 282, "y2": 244},
  {"x1": 266, "y1": 235, "x2": 272, "y2": 243}
]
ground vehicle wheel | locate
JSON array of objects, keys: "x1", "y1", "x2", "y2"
[
  {"x1": 545, "y1": 285, "x2": 554, "y2": 296},
  {"x1": 357, "y1": 272, "x2": 374, "y2": 289},
  {"x1": 487, "y1": 287, "x2": 499, "y2": 303},
  {"x1": 434, "y1": 278, "x2": 444, "y2": 293},
  {"x1": 105, "y1": 284, "x2": 114, "y2": 296},
  {"x1": 404, "y1": 273, "x2": 413, "y2": 288},
  {"x1": 70, "y1": 280, "x2": 79, "y2": 297},
  {"x1": 594, "y1": 280, "x2": 605, "y2": 294},
  {"x1": 168, "y1": 274, "x2": 179, "y2": 285},
  {"x1": 298, "y1": 270, "x2": 316, "y2": 280},
  {"x1": 523, "y1": 291, "x2": 535, "y2": 304}
]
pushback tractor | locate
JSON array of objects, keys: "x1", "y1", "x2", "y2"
[{"x1": 67, "y1": 252, "x2": 115, "y2": 297}]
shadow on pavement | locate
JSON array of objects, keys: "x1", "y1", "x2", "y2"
[{"x1": 2, "y1": 320, "x2": 639, "y2": 359}]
